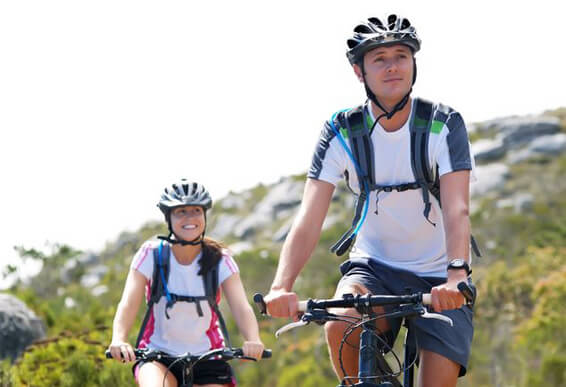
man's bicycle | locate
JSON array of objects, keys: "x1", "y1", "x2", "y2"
[
  {"x1": 255, "y1": 282, "x2": 474, "y2": 387},
  {"x1": 105, "y1": 346, "x2": 272, "y2": 387}
]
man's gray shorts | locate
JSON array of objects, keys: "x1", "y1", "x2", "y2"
[{"x1": 337, "y1": 257, "x2": 474, "y2": 377}]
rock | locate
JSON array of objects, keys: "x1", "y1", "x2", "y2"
[
  {"x1": 0, "y1": 294, "x2": 46, "y2": 361},
  {"x1": 529, "y1": 133, "x2": 566, "y2": 155},
  {"x1": 496, "y1": 193, "x2": 534, "y2": 213},
  {"x1": 472, "y1": 138, "x2": 507, "y2": 163},
  {"x1": 272, "y1": 217, "x2": 295, "y2": 243},
  {"x1": 255, "y1": 178, "x2": 304, "y2": 214},
  {"x1": 471, "y1": 163, "x2": 510, "y2": 197},
  {"x1": 497, "y1": 116, "x2": 561, "y2": 149},
  {"x1": 233, "y1": 212, "x2": 272, "y2": 239},
  {"x1": 209, "y1": 214, "x2": 242, "y2": 239},
  {"x1": 219, "y1": 193, "x2": 248, "y2": 210},
  {"x1": 508, "y1": 133, "x2": 566, "y2": 164},
  {"x1": 233, "y1": 178, "x2": 304, "y2": 239}
]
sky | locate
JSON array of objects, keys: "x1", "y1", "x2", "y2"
[{"x1": 1, "y1": 0, "x2": 565, "y2": 286}]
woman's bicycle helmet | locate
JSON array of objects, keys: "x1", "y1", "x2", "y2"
[{"x1": 157, "y1": 179, "x2": 212, "y2": 245}]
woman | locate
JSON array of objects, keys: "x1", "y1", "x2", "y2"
[{"x1": 109, "y1": 179, "x2": 264, "y2": 387}]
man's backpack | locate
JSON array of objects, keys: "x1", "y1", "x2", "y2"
[
  {"x1": 135, "y1": 240, "x2": 231, "y2": 348},
  {"x1": 327, "y1": 98, "x2": 481, "y2": 258}
]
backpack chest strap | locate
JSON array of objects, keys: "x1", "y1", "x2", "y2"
[{"x1": 164, "y1": 294, "x2": 209, "y2": 318}]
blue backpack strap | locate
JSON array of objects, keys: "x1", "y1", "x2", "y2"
[{"x1": 136, "y1": 240, "x2": 171, "y2": 347}]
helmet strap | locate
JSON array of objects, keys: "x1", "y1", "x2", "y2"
[
  {"x1": 159, "y1": 213, "x2": 207, "y2": 246},
  {"x1": 158, "y1": 231, "x2": 204, "y2": 246}
]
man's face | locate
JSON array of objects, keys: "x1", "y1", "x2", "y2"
[{"x1": 354, "y1": 44, "x2": 414, "y2": 105}]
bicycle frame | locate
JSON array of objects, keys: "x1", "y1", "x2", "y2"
[{"x1": 339, "y1": 309, "x2": 409, "y2": 387}]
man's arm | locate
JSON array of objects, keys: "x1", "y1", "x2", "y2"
[
  {"x1": 265, "y1": 178, "x2": 335, "y2": 318},
  {"x1": 430, "y1": 169, "x2": 471, "y2": 312}
]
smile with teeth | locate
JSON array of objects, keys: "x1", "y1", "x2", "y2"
[{"x1": 182, "y1": 225, "x2": 198, "y2": 230}]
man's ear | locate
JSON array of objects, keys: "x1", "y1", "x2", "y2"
[{"x1": 352, "y1": 63, "x2": 364, "y2": 83}]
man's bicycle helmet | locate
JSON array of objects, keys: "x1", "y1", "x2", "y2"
[
  {"x1": 346, "y1": 14, "x2": 421, "y2": 65},
  {"x1": 157, "y1": 179, "x2": 212, "y2": 245},
  {"x1": 346, "y1": 15, "x2": 421, "y2": 122}
]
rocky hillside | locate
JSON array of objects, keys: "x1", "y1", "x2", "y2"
[{"x1": 1, "y1": 107, "x2": 565, "y2": 386}]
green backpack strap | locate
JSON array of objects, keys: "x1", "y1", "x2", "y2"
[{"x1": 203, "y1": 262, "x2": 232, "y2": 348}]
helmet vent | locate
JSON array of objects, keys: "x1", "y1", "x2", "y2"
[
  {"x1": 387, "y1": 14, "x2": 398, "y2": 29},
  {"x1": 368, "y1": 17, "x2": 384, "y2": 30},
  {"x1": 354, "y1": 24, "x2": 373, "y2": 34},
  {"x1": 347, "y1": 39, "x2": 358, "y2": 49}
]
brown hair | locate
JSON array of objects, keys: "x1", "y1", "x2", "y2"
[{"x1": 198, "y1": 237, "x2": 228, "y2": 276}]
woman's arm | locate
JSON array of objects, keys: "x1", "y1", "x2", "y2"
[
  {"x1": 222, "y1": 273, "x2": 264, "y2": 359},
  {"x1": 109, "y1": 268, "x2": 147, "y2": 362}
]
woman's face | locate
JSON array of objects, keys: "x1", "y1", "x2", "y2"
[
  {"x1": 354, "y1": 44, "x2": 414, "y2": 106},
  {"x1": 170, "y1": 205, "x2": 206, "y2": 241}
]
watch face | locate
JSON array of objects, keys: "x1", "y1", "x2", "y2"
[{"x1": 450, "y1": 259, "x2": 466, "y2": 268}]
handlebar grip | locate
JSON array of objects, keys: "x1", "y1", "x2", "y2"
[
  {"x1": 253, "y1": 293, "x2": 267, "y2": 315},
  {"x1": 423, "y1": 281, "x2": 476, "y2": 307},
  {"x1": 297, "y1": 300, "x2": 308, "y2": 312},
  {"x1": 105, "y1": 350, "x2": 112, "y2": 359}
]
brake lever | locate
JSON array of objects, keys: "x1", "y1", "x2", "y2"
[
  {"x1": 421, "y1": 310, "x2": 453, "y2": 326},
  {"x1": 275, "y1": 320, "x2": 309, "y2": 338}
]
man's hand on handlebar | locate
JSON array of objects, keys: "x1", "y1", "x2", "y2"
[{"x1": 263, "y1": 289, "x2": 300, "y2": 321}]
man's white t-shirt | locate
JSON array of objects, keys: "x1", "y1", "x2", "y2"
[
  {"x1": 131, "y1": 240, "x2": 239, "y2": 356},
  {"x1": 308, "y1": 99, "x2": 476, "y2": 277}
]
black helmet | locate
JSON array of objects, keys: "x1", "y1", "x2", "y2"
[
  {"x1": 346, "y1": 15, "x2": 421, "y2": 65},
  {"x1": 158, "y1": 179, "x2": 212, "y2": 218}
]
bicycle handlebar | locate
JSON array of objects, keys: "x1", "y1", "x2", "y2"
[
  {"x1": 105, "y1": 347, "x2": 272, "y2": 361},
  {"x1": 254, "y1": 280, "x2": 475, "y2": 316}
]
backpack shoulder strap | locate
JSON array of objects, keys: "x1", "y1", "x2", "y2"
[
  {"x1": 409, "y1": 98, "x2": 437, "y2": 225},
  {"x1": 203, "y1": 257, "x2": 232, "y2": 348},
  {"x1": 135, "y1": 241, "x2": 171, "y2": 347},
  {"x1": 329, "y1": 105, "x2": 374, "y2": 256},
  {"x1": 340, "y1": 104, "x2": 376, "y2": 188},
  {"x1": 410, "y1": 99, "x2": 482, "y2": 257}
]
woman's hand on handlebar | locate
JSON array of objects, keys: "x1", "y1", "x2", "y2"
[
  {"x1": 242, "y1": 340, "x2": 265, "y2": 360},
  {"x1": 108, "y1": 341, "x2": 136, "y2": 363},
  {"x1": 263, "y1": 289, "x2": 300, "y2": 321}
]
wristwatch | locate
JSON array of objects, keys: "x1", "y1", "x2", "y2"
[{"x1": 447, "y1": 259, "x2": 472, "y2": 276}]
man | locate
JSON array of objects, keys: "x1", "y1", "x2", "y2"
[{"x1": 265, "y1": 15, "x2": 475, "y2": 387}]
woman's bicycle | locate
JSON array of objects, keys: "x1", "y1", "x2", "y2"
[
  {"x1": 105, "y1": 346, "x2": 272, "y2": 387},
  {"x1": 255, "y1": 281, "x2": 474, "y2": 387}
]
